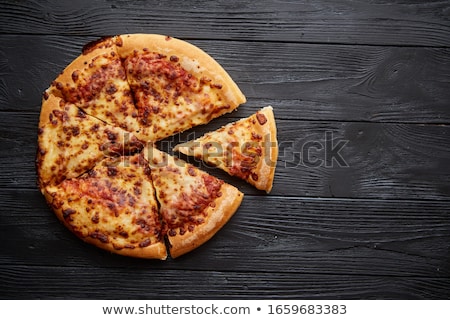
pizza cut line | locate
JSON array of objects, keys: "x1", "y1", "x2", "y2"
[{"x1": 36, "y1": 34, "x2": 277, "y2": 259}]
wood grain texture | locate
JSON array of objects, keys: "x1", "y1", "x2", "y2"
[
  {"x1": 2, "y1": 112, "x2": 449, "y2": 199},
  {"x1": 1, "y1": 189, "x2": 449, "y2": 280},
  {"x1": 1, "y1": 35, "x2": 450, "y2": 123},
  {"x1": 1, "y1": 0, "x2": 449, "y2": 47},
  {"x1": 1, "y1": 0, "x2": 449, "y2": 300},
  {"x1": 1, "y1": 265, "x2": 449, "y2": 299}
]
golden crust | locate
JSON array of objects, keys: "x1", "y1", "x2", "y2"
[
  {"x1": 51, "y1": 198, "x2": 168, "y2": 260},
  {"x1": 82, "y1": 237, "x2": 167, "y2": 260},
  {"x1": 253, "y1": 106, "x2": 278, "y2": 193},
  {"x1": 42, "y1": 155, "x2": 168, "y2": 260},
  {"x1": 51, "y1": 37, "x2": 117, "y2": 94},
  {"x1": 175, "y1": 106, "x2": 278, "y2": 193},
  {"x1": 48, "y1": 190, "x2": 167, "y2": 260},
  {"x1": 117, "y1": 33, "x2": 246, "y2": 108},
  {"x1": 38, "y1": 90, "x2": 61, "y2": 128},
  {"x1": 37, "y1": 34, "x2": 251, "y2": 259},
  {"x1": 168, "y1": 183, "x2": 243, "y2": 258}
]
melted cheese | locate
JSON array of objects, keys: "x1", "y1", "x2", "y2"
[
  {"x1": 37, "y1": 96, "x2": 142, "y2": 187},
  {"x1": 53, "y1": 50, "x2": 141, "y2": 134},
  {"x1": 145, "y1": 146, "x2": 223, "y2": 235},
  {"x1": 124, "y1": 51, "x2": 236, "y2": 141},
  {"x1": 46, "y1": 154, "x2": 163, "y2": 251},
  {"x1": 174, "y1": 106, "x2": 276, "y2": 190}
]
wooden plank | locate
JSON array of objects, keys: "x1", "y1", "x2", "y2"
[
  {"x1": 1, "y1": 189, "x2": 449, "y2": 279},
  {"x1": 2, "y1": 112, "x2": 449, "y2": 199},
  {"x1": 1, "y1": 35, "x2": 450, "y2": 123},
  {"x1": 0, "y1": 0, "x2": 449, "y2": 47},
  {"x1": 0, "y1": 265, "x2": 448, "y2": 299}
]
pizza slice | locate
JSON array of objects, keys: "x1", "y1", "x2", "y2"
[
  {"x1": 174, "y1": 106, "x2": 278, "y2": 193},
  {"x1": 43, "y1": 154, "x2": 167, "y2": 259},
  {"x1": 143, "y1": 145, "x2": 243, "y2": 258},
  {"x1": 37, "y1": 92, "x2": 143, "y2": 189},
  {"x1": 117, "y1": 34, "x2": 246, "y2": 141},
  {"x1": 48, "y1": 36, "x2": 142, "y2": 135}
]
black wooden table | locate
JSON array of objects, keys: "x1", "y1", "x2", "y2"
[{"x1": 1, "y1": 0, "x2": 449, "y2": 299}]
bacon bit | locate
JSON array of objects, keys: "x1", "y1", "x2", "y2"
[
  {"x1": 90, "y1": 231, "x2": 109, "y2": 243},
  {"x1": 62, "y1": 208, "x2": 76, "y2": 220},
  {"x1": 212, "y1": 83, "x2": 222, "y2": 89},
  {"x1": 105, "y1": 83, "x2": 117, "y2": 95},
  {"x1": 187, "y1": 166, "x2": 197, "y2": 176},
  {"x1": 71, "y1": 126, "x2": 80, "y2": 136},
  {"x1": 168, "y1": 229, "x2": 177, "y2": 237},
  {"x1": 105, "y1": 129, "x2": 118, "y2": 141},
  {"x1": 139, "y1": 238, "x2": 151, "y2": 248},
  {"x1": 165, "y1": 35, "x2": 172, "y2": 41},
  {"x1": 71, "y1": 70, "x2": 79, "y2": 82},
  {"x1": 170, "y1": 55, "x2": 179, "y2": 62},
  {"x1": 107, "y1": 167, "x2": 118, "y2": 177},
  {"x1": 133, "y1": 186, "x2": 142, "y2": 196},
  {"x1": 119, "y1": 231, "x2": 129, "y2": 238},
  {"x1": 90, "y1": 123, "x2": 100, "y2": 132},
  {"x1": 55, "y1": 81, "x2": 63, "y2": 90},
  {"x1": 252, "y1": 172, "x2": 259, "y2": 181},
  {"x1": 91, "y1": 213, "x2": 100, "y2": 224},
  {"x1": 256, "y1": 113, "x2": 267, "y2": 125},
  {"x1": 52, "y1": 109, "x2": 69, "y2": 122},
  {"x1": 42, "y1": 91, "x2": 49, "y2": 100},
  {"x1": 252, "y1": 132, "x2": 262, "y2": 141}
]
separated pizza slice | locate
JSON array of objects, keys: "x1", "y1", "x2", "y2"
[
  {"x1": 43, "y1": 153, "x2": 167, "y2": 259},
  {"x1": 37, "y1": 92, "x2": 143, "y2": 189},
  {"x1": 143, "y1": 145, "x2": 243, "y2": 258},
  {"x1": 174, "y1": 106, "x2": 278, "y2": 193},
  {"x1": 117, "y1": 34, "x2": 246, "y2": 141},
  {"x1": 48, "y1": 36, "x2": 142, "y2": 136}
]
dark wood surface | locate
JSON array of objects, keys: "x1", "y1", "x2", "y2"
[{"x1": 0, "y1": 0, "x2": 449, "y2": 299}]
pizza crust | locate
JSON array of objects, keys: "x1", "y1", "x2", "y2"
[
  {"x1": 116, "y1": 34, "x2": 246, "y2": 108},
  {"x1": 42, "y1": 157, "x2": 168, "y2": 260},
  {"x1": 49, "y1": 37, "x2": 118, "y2": 96},
  {"x1": 174, "y1": 106, "x2": 278, "y2": 193},
  {"x1": 37, "y1": 34, "x2": 257, "y2": 259},
  {"x1": 252, "y1": 106, "x2": 278, "y2": 192},
  {"x1": 168, "y1": 183, "x2": 243, "y2": 258}
]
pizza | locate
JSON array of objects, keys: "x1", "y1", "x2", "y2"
[
  {"x1": 43, "y1": 154, "x2": 167, "y2": 259},
  {"x1": 37, "y1": 34, "x2": 275, "y2": 259},
  {"x1": 118, "y1": 34, "x2": 246, "y2": 141},
  {"x1": 174, "y1": 106, "x2": 278, "y2": 193},
  {"x1": 144, "y1": 145, "x2": 243, "y2": 258},
  {"x1": 37, "y1": 93, "x2": 143, "y2": 188}
]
